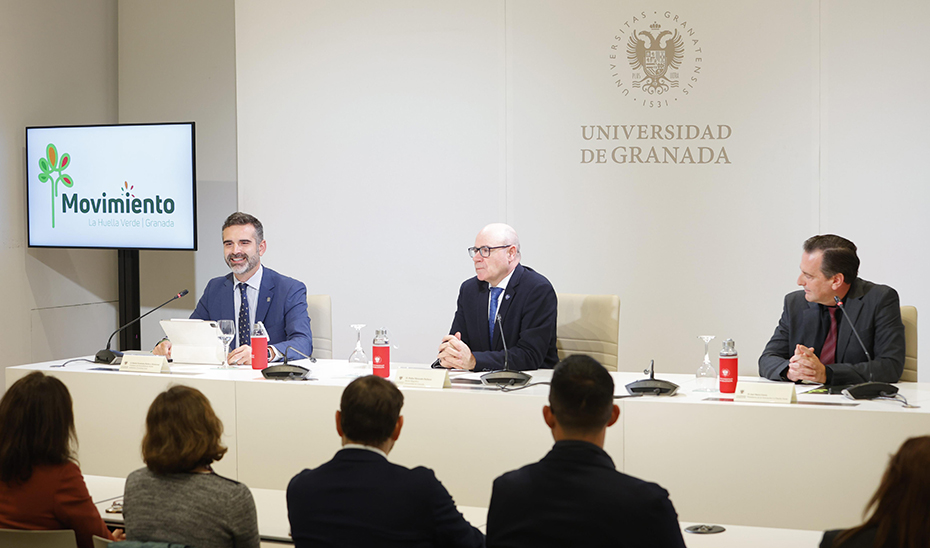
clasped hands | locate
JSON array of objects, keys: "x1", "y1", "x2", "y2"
[
  {"x1": 786, "y1": 344, "x2": 827, "y2": 384},
  {"x1": 153, "y1": 339, "x2": 254, "y2": 365},
  {"x1": 436, "y1": 332, "x2": 477, "y2": 370}
]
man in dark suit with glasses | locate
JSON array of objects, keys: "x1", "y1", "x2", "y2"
[{"x1": 436, "y1": 223, "x2": 558, "y2": 372}]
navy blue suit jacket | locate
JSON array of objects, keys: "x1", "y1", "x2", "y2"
[
  {"x1": 758, "y1": 278, "x2": 905, "y2": 384},
  {"x1": 450, "y1": 264, "x2": 558, "y2": 371},
  {"x1": 287, "y1": 449, "x2": 484, "y2": 548},
  {"x1": 487, "y1": 440, "x2": 685, "y2": 548},
  {"x1": 190, "y1": 267, "x2": 312, "y2": 360}
]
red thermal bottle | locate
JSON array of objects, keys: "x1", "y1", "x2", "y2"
[
  {"x1": 251, "y1": 321, "x2": 269, "y2": 370},
  {"x1": 372, "y1": 328, "x2": 390, "y2": 378},
  {"x1": 719, "y1": 338, "x2": 737, "y2": 393}
]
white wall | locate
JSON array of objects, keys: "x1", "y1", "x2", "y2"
[
  {"x1": 235, "y1": 0, "x2": 877, "y2": 376},
  {"x1": 236, "y1": 1, "x2": 506, "y2": 362},
  {"x1": 0, "y1": 0, "x2": 118, "y2": 377},
  {"x1": 118, "y1": 0, "x2": 239, "y2": 348}
]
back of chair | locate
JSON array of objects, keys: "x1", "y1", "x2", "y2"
[
  {"x1": 556, "y1": 294, "x2": 620, "y2": 371},
  {"x1": 307, "y1": 294, "x2": 333, "y2": 359},
  {"x1": 93, "y1": 535, "x2": 112, "y2": 548},
  {"x1": 901, "y1": 305, "x2": 918, "y2": 382},
  {"x1": 0, "y1": 529, "x2": 78, "y2": 548}
]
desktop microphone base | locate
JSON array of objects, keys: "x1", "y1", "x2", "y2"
[
  {"x1": 481, "y1": 370, "x2": 531, "y2": 387},
  {"x1": 94, "y1": 349, "x2": 121, "y2": 364},
  {"x1": 625, "y1": 378, "x2": 679, "y2": 396},
  {"x1": 842, "y1": 382, "x2": 899, "y2": 400}
]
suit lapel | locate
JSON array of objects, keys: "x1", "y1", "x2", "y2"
[
  {"x1": 837, "y1": 282, "x2": 865, "y2": 362},
  {"x1": 800, "y1": 302, "x2": 820, "y2": 350},
  {"x1": 476, "y1": 280, "x2": 491, "y2": 350},
  {"x1": 495, "y1": 265, "x2": 523, "y2": 348},
  {"x1": 221, "y1": 274, "x2": 236, "y2": 320},
  {"x1": 256, "y1": 269, "x2": 275, "y2": 323}
]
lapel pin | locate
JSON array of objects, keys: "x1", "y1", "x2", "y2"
[
  {"x1": 267, "y1": 297, "x2": 271, "y2": 302},
  {"x1": 505, "y1": 294, "x2": 511, "y2": 300}
]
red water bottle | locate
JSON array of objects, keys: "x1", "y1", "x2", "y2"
[
  {"x1": 372, "y1": 328, "x2": 390, "y2": 378},
  {"x1": 251, "y1": 321, "x2": 269, "y2": 370},
  {"x1": 719, "y1": 338, "x2": 737, "y2": 393}
]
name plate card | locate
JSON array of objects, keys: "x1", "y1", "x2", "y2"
[
  {"x1": 120, "y1": 353, "x2": 171, "y2": 374},
  {"x1": 396, "y1": 368, "x2": 451, "y2": 389},
  {"x1": 734, "y1": 382, "x2": 797, "y2": 404}
]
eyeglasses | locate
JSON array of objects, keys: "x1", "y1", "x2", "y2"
[{"x1": 468, "y1": 245, "x2": 511, "y2": 258}]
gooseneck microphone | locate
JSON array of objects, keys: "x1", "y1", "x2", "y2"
[
  {"x1": 260, "y1": 345, "x2": 314, "y2": 380},
  {"x1": 94, "y1": 290, "x2": 189, "y2": 364},
  {"x1": 480, "y1": 313, "x2": 531, "y2": 387},
  {"x1": 833, "y1": 296, "x2": 899, "y2": 400}
]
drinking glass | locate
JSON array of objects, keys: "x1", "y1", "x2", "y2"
[
  {"x1": 348, "y1": 324, "x2": 368, "y2": 366},
  {"x1": 218, "y1": 320, "x2": 236, "y2": 368},
  {"x1": 695, "y1": 335, "x2": 717, "y2": 392}
]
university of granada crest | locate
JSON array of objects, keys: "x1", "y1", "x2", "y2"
[{"x1": 627, "y1": 22, "x2": 683, "y2": 95}]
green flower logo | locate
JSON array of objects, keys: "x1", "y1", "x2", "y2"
[{"x1": 37, "y1": 143, "x2": 74, "y2": 228}]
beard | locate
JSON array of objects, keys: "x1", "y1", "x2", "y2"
[{"x1": 226, "y1": 251, "x2": 259, "y2": 275}]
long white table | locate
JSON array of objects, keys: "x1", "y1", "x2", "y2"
[
  {"x1": 85, "y1": 474, "x2": 822, "y2": 547},
  {"x1": 10, "y1": 358, "x2": 930, "y2": 531}
]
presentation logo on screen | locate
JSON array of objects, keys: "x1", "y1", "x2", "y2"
[
  {"x1": 36, "y1": 143, "x2": 74, "y2": 228},
  {"x1": 608, "y1": 10, "x2": 703, "y2": 108}
]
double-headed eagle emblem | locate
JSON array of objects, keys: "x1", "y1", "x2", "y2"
[{"x1": 627, "y1": 23, "x2": 684, "y2": 95}]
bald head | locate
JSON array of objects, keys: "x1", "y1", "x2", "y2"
[
  {"x1": 478, "y1": 223, "x2": 520, "y2": 256},
  {"x1": 472, "y1": 223, "x2": 521, "y2": 286}
]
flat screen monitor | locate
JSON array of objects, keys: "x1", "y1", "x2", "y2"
[{"x1": 26, "y1": 122, "x2": 197, "y2": 250}]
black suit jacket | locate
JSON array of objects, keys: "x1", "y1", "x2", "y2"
[
  {"x1": 287, "y1": 449, "x2": 484, "y2": 548},
  {"x1": 758, "y1": 278, "x2": 905, "y2": 384},
  {"x1": 450, "y1": 264, "x2": 558, "y2": 371},
  {"x1": 486, "y1": 441, "x2": 686, "y2": 548}
]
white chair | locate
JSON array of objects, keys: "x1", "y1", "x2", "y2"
[
  {"x1": 901, "y1": 305, "x2": 917, "y2": 382},
  {"x1": 307, "y1": 294, "x2": 333, "y2": 359},
  {"x1": 0, "y1": 529, "x2": 77, "y2": 548},
  {"x1": 92, "y1": 535, "x2": 111, "y2": 548},
  {"x1": 555, "y1": 294, "x2": 620, "y2": 371}
]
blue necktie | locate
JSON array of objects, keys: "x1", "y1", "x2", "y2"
[
  {"x1": 238, "y1": 283, "x2": 251, "y2": 347},
  {"x1": 489, "y1": 287, "x2": 504, "y2": 347}
]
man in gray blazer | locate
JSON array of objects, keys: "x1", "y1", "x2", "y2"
[{"x1": 759, "y1": 234, "x2": 905, "y2": 385}]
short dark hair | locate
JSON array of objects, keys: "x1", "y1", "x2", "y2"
[
  {"x1": 339, "y1": 376, "x2": 404, "y2": 446},
  {"x1": 834, "y1": 435, "x2": 930, "y2": 548},
  {"x1": 0, "y1": 372, "x2": 77, "y2": 485},
  {"x1": 549, "y1": 355, "x2": 614, "y2": 434},
  {"x1": 142, "y1": 385, "x2": 228, "y2": 474},
  {"x1": 223, "y1": 212, "x2": 263, "y2": 243},
  {"x1": 803, "y1": 234, "x2": 859, "y2": 282}
]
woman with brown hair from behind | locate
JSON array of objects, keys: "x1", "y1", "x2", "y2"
[
  {"x1": 0, "y1": 372, "x2": 123, "y2": 548},
  {"x1": 821, "y1": 435, "x2": 930, "y2": 548},
  {"x1": 123, "y1": 384, "x2": 259, "y2": 548}
]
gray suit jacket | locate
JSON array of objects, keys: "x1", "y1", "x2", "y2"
[{"x1": 758, "y1": 278, "x2": 905, "y2": 384}]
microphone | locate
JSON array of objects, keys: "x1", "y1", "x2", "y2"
[
  {"x1": 282, "y1": 345, "x2": 316, "y2": 365},
  {"x1": 480, "y1": 313, "x2": 531, "y2": 387},
  {"x1": 261, "y1": 345, "x2": 313, "y2": 380},
  {"x1": 833, "y1": 296, "x2": 898, "y2": 400},
  {"x1": 625, "y1": 359, "x2": 679, "y2": 396},
  {"x1": 95, "y1": 290, "x2": 189, "y2": 364}
]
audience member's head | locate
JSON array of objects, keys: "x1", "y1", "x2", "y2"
[
  {"x1": 337, "y1": 375, "x2": 404, "y2": 452},
  {"x1": 833, "y1": 435, "x2": 930, "y2": 548},
  {"x1": 142, "y1": 385, "x2": 227, "y2": 474},
  {"x1": 0, "y1": 372, "x2": 77, "y2": 485},
  {"x1": 545, "y1": 355, "x2": 619, "y2": 443}
]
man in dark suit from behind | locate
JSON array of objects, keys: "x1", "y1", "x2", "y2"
[
  {"x1": 287, "y1": 375, "x2": 485, "y2": 548},
  {"x1": 486, "y1": 355, "x2": 686, "y2": 548}
]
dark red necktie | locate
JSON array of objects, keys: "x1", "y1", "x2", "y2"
[{"x1": 821, "y1": 307, "x2": 838, "y2": 365}]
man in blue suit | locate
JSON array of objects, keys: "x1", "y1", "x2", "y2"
[
  {"x1": 486, "y1": 355, "x2": 686, "y2": 548},
  {"x1": 287, "y1": 375, "x2": 484, "y2": 548},
  {"x1": 156, "y1": 212, "x2": 311, "y2": 364},
  {"x1": 436, "y1": 223, "x2": 558, "y2": 372}
]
